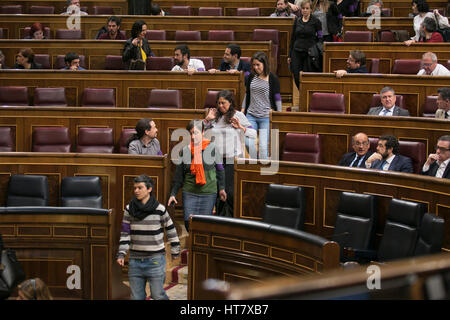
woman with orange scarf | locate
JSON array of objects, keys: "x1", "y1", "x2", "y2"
[{"x1": 168, "y1": 119, "x2": 226, "y2": 232}]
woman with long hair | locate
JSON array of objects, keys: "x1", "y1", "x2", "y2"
[
  {"x1": 13, "y1": 48, "x2": 42, "y2": 69},
  {"x1": 312, "y1": 0, "x2": 342, "y2": 42},
  {"x1": 122, "y1": 20, "x2": 154, "y2": 69},
  {"x1": 16, "y1": 278, "x2": 53, "y2": 300}
]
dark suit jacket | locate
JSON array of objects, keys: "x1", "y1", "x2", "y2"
[
  {"x1": 122, "y1": 38, "x2": 154, "y2": 68},
  {"x1": 421, "y1": 161, "x2": 450, "y2": 179},
  {"x1": 219, "y1": 59, "x2": 251, "y2": 74},
  {"x1": 371, "y1": 155, "x2": 413, "y2": 173},
  {"x1": 367, "y1": 106, "x2": 410, "y2": 116},
  {"x1": 338, "y1": 151, "x2": 373, "y2": 168}
]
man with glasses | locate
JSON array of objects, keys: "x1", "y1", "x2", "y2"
[
  {"x1": 367, "y1": 87, "x2": 410, "y2": 116},
  {"x1": 334, "y1": 50, "x2": 368, "y2": 78},
  {"x1": 365, "y1": 135, "x2": 413, "y2": 173},
  {"x1": 435, "y1": 87, "x2": 450, "y2": 119},
  {"x1": 338, "y1": 132, "x2": 374, "y2": 167},
  {"x1": 421, "y1": 135, "x2": 450, "y2": 178},
  {"x1": 417, "y1": 52, "x2": 450, "y2": 76}
]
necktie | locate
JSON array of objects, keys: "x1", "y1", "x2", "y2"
[
  {"x1": 381, "y1": 109, "x2": 389, "y2": 116},
  {"x1": 378, "y1": 160, "x2": 387, "y2": 170},
  {"x1": 445, "y1": 113, "x2": 448, "y2": 119},
  {"x1": 352, "y1": 155, "x2": 362, "y2": 167}
]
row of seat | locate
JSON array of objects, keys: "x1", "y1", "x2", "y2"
[
  {"x1": 308, "y1": 92, "x2": 442, "y2": 117},
  {"x1": 281, "y1": 133, "x2": 426, "y2": 174},
  {"x1": 0, "y1": 5, "x2": 113, "y2": 15},
  {"x1": 263, "y1": 184, "x2": 444, "y2": 262},
  {"x1": 6, "y1": 174, "x2": 103, "y2": 208}
]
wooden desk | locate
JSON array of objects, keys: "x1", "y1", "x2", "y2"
[
  {"x1": 298, "y1": 72, "x2": 450, "y2": 115},
  {"x1": 360, "y1": 0, "x2": 448, "y2": 17},
  {"x1": 233, "y1": 159, "x2": 450, "y2": 251},
  {"x1": 342, "y1": 17, "x2": 414, "y2": 41},
  {"x1": 323, "y1": 42, "x2": 450, "y2": 73},
  {"x1": 0, "y1": 69, "x2": 245, "y2": 109},
  {"x1": 0, "y1": 207, "x2": 130, "y2": 299},
  {"x1": 188, "y1": 215, "x2": 340, "y2": 299}
]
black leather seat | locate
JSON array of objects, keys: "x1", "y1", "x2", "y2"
[
  {"x1": 377, "y1": 198, "x2": 425, "y2": 262},
  {"x1": 60, "y1": 176, "x2": 103, "y2": 208},
  {"x1": 332, "y1": 192, "x2": 377, "y2": 261},
  {"x1": 414, "y1": 213, "x2": 444, "y2": 256},
  {"x1": 262, "y1": 184, "x2": 305, "y2": 230},
  {"x1": 7, "y1": 174, "x2": 49, "y2": 206}
]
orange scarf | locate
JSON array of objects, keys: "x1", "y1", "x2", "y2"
[{"x1": 190, "y1": 139, "x2": 210, "y2": 185}]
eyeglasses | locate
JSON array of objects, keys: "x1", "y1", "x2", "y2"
[
  {"x1": 354, "y1": 141, "x2": 369, "y2": 146},
  {"x1": 436, "y1": 145, "x2": 450, "y2": 152},
  {"x1": 422, "y1": 63, "x2": 434, "y2": 67}
]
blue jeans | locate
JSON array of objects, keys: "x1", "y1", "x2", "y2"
[
  {"x1": 128, "y1": 254, "x2": 168, "y2": 300},
  {"x1": 246, "y1": 113, "x2": 270, "y2": 159}
]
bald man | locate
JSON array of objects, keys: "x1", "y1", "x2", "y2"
[{"x1": 338, "y1": 132, "x2": 374, "y2": 168}]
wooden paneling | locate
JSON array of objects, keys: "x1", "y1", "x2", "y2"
[
  {"x1": 0, "y1": 69, "x2": 245, "y2": 109},
  {"x1": 234, "y1": 159, "x2": 450, "y2": 251},
  {"x1": 360, "y1": 0, "x2": 448, "y2": 17},
  {"x1": 343, "y1": 17, "x2": 415, "y2": 40},
  {"x1": 298, "y1": 72, "x2": 450, "y2": 115}
]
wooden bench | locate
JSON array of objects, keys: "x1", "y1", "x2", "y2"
[
  {"x1": 342, "y1": 17, "x2": 414, "y2": 41},
  {"x1": 188, "y1": 215, "x2": 340, "y2": 299},
  {"x1": 360, "y1": 0, "x2": 448, "y2": 17},
  {"x1": 0, "y1": 69, "x2": 245, "y2": 109},
  {"x1": 297, "y1": 72, "x2": 450, "y2": 115}
]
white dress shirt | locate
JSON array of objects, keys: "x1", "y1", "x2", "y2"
[{"x1": 423, "y1": 159, "x2": 450, "y2": 178}]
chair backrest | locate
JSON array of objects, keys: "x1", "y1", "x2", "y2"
[
  {"x1": 33, "y1": 54, "x2": 51, "y2": 69},
  {"x1": 0, "y1": 86, "x2": 29, "y2": 106},
  {"x1": 370, "y1": 94, "x2": 406, "y2": 110},
  {"x1": 309, "y1": 92, "x2": 345, "y2": 113},
  {"x1": 169, "y1": 6, "x2": 193, "y2": 16},
  {"x1": 414, "y1": 213, "x2": 444, "y2": 256},
  {"x1": 54, "y1": 54, "x2": 86, "y2": 69},
  {"x1": 7, "y1": 174, "x2": 49, "y2": 206},
  {"x1": 377, "y1": 198, "x2": 425, "y2": 261},
  {"x1": 422, "y1": 96, "x2": 438, "y2": 117},
  {"x1": 281, "y1": 133, "x2": 322, "y2": 163},
  {"x1": 148, "y1": 89, "x2": 182, "y2": 109},
  {"x1": 204, "y1": 90, "x2": 219, "y2": 109},
  {"x1": 344, "y1": 31, "x2": 373, "y2": 42},
  {"x1": 145, "y1": 30, "x2": 166, "y2": 40},
  {"x1": 33, "y1": 87, "x2": 68, "y2": 107},
  {"x1": 60, "y1": 176, "x2": 103, "y2": 208},
  {"x1": 29, "y1": 5, "x2": 55, "y2": 14},
  {"x1": 81, "y1": 88, "x2": 115, "y2": 107},
  {"x1": 192, "y1": 56, "x2": 213, "y2": 70},
  {"x1": 378, "y1": 30, "x2": 395, "y2": 42},
  {"x1": 447, "y1": 60, "x2": 450, "y2": 70},
  {"x1": 262, "y1": 184, "x2": 306, "y2": 230},
  {"x1": 118, "y1": 128, "x2": 136, "y2": 154},
  {"x1": 198, "y1": 7, "x2": 223, "y2": 16},
  {"x1": 91, "y1": 6, "x2": 113, "y2": 15},
  {"x1": 104, "y1": 55, "x2": 126, "y2": 70},
  {"x1": 370, "y1": 58, "x2": 380, "y2": 73},
  {"x1": 0, "y1": 127, "x2": 14, "y2": 152},
  {"x1": 55, "y1": 29, "x2": 83, "y2": 40},
  {"x1": 0, "y1": 28, "x2": 4, "y2": 39},
  {"x1": 146, "y1": 56, "x2": 174, "y2": 71},
  {"x1": 398, "y1": 141, "x2": 426, "y2": 174},
  {"x1": 32, "y1": 126, "x2": 71, "y2": 152},
  {"x1": 332, "y1": 192, "x2": 378, "y2": 254},
  {"x1": 174, "y1": 30, "x2": 201, "y2": 41},
  {"x1": 77, "y1": 127, "x2": 114, "y2": 153},
  {"x1": 23, "y1": 27, "x2": 51, "y2": 39},
  {"x1": 0, "y1": 5, "x2": 23, "y2": 14},
  {"x1": 236, "y1": 7, "x2": 260, "y2": 16},
  {"x1": 391, "y1": 59, "x2": 422, "y2": 74},
  {"x1": 207, "y1": 30, "x2": 235, "y2": 41},
  {"x1": 381, "y1": 8, "x2": 391, "y2": 16},
  {"x1": 240, "y1": 56, "x2": 251, "y2": 65}
]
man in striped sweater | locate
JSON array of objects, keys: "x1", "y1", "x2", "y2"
[{"x1": 117, "y1": 174, "x2": 180, "y2": 300}]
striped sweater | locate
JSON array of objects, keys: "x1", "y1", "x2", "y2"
[{"x1": 117, "y1": 201, "x2": 180, "y2": 259}]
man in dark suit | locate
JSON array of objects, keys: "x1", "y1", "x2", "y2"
[
  {"x1": 365, "y1": 135, "x2": 413, "y2": 173},
  {"x1": 421, "y1": 135, "x2": 450, "y2": 179},
  {"x1": 367, "y1": 87, "x2": 410, "y2": 116},
  {"x1": 208, "y1": 44, "x2": 251, "y2": 77},
  {"x1": 338, "y1": 132, "x2": 373, "y2": 168}
]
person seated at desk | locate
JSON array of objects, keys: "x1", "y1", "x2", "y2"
[
  {"x1": 270, "y1": 0, "x2": 297, "y2": 17},
  {"x1": 338, "y1": 132, "x2": 373, "y2": 168},
  {"x1": 404, "y1": 17, "x2": 444, "y2": 45},
  {"x1": 417, "y1": 52, "x2": 450, "y2": 76},
  {"x1": 24, "y1": 22, "x2": 47, "y2": 40},
  {"x1": 127, "y1": 118, "x2": 163, "y2": 155},
  {"x1": 421, "y1": 135, "x2": 450, "y2": 179},
  {"x1": 171, "y1": 44, "x2": 205, "y2": 75},
  {"x1": 365, "y1": 135, "x2": 413, "y2": 173},
  {"x1": 0, "y1": 50, "x2": 8, "y2": 69},
  {"x1": 334, "y1": 50, "x2": 368, "y2": 78},
  {"x1": 122, "y1": 20, "x2": 154, "y2": 70},
  {"x1": 97, "y1": 16, "x2": 127, "y2": 40},
  {"x1": 150, "y1": 2, "x2": 166, "y2": 16},
  {"x1": 13, "y1": 48, "x2": 42, "y2": 69},
  {"x1": 208, "y1": 44, "x2": 251, "y2": 77},
  {"x1": 367, "y1": 87, "x2": 410, "y2": 116},
  {"x1": 61, "y1": 52, "x2": 85, "y2": 70},
  {"x1": 61, "y1": 0, "x2": 88, "y2": 15},
  {"x1": 435, "y1": 87, "x2": 450, "y2": 119}
]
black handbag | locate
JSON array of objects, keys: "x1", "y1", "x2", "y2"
[
  {"x1": 129, "y1": 59, "x2": 146, "y2": 70},
  {"x1": 0, "y1": 235, "x2": 26, "y2": 300}
]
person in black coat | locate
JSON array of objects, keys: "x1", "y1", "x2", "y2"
[
  {"x1": 122, "y1": 20, "x2": 154, "y2": 69},
  {"x1": 421, "y1": 135, "x2": 450, "y2": 179},
  {"x1": 338, "y1": 132, "x2": 374, "y2": 168},
  {"x1": 13, "y1": 48, "x2": 42, "y2": 69},
  {"x1": 313, "y1": 0, "x2": 342, "y2": 42}
]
